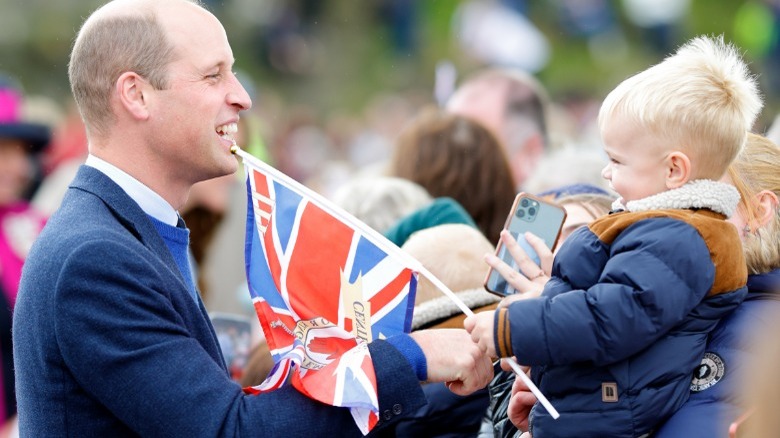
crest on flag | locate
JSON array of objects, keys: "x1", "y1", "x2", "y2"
[{"x1": 241, "y1": 156, "x2": 419, "y2": 434}]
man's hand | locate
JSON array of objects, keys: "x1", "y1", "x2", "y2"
[
  {"x1": 409, "y1": 329, "x2": 493, "y2": 396},
  {"x1": 463, "y1": 310, "x2": 497, "y2": 358}
]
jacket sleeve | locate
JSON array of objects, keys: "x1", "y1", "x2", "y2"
[
  {"x1": 54, "y1": 238, "x2": 425, "y2": 437},
  {"x1": 504, "y1": 217, "x2": 716, "y2": 366}
]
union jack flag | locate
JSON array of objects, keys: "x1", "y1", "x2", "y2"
[{"x1": 239, "y1": 153, "x2": 419, "y2": 434}]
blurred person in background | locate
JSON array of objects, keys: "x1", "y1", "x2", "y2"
[
  {"x1": 331, "y1": 176, "x2": 433, "y2": 234},
  {"x1": 30, "y1": 101, "x2": 88, "y2": 217},
  {"x1": 404, "y1": 223, "x2": 498, "y2": 316},
  {"x1": 383, "y1": 196, "x2": 477, "y2": 247},
  {"x1": 655, "y1": 132, "x2": 780, "y2": 437},
  {"x1": 179, "y1": 173, "x2": 236, "y2": 301},
  {"x1": 523, "y1": 146, "x2": 610, "y2": 195},
  {"x1": 378, "y1": 223, "x2": 500, "y2": 438},
  {"x1": 0, "y1": 74, "x2": 51, "y2": 434},
  {"x1": 446, "y1": 68, "x2": 550, "y2": 191},
  {"x1": 389, "y1": 107, "x2": 516, "y2": 244},
  {"x1": 622, "y1": 0, "x2": 691, "y2": 54}
]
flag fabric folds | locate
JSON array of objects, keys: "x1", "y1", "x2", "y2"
[{"x1": 240, "y1": 153, "x2": 419, "y2": 434}]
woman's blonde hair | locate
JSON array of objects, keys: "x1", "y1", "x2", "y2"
[
  {"x1": 598, "y1": 35, "x2": 762, "y2": 180},
  {"x1": 727, "y1": 132, "x2": 780, "y2": 274}
]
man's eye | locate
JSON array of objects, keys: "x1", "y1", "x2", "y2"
[{"x1": 207, "y1": 73, "x2": 222, "y2": 80}]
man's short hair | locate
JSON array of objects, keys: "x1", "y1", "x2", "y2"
[{"x1": 68, "y1": 0, "x2": 204, "y2": 137}]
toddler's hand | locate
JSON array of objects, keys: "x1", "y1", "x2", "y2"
[{"x1": 463, "y1": 310, "x2": 497, "y2": 358}]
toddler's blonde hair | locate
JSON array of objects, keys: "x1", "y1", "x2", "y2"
[{"x1": 599, "y1": 35, "x2": 763, "y2": 179}]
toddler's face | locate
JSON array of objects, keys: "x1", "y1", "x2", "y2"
[{"x1": 600, "y1": 118, "x2": 670, "y2": 205}]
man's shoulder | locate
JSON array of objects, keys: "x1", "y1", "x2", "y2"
[{"x1": 28, "y1": 184, "x2": 145, "y2": 273}]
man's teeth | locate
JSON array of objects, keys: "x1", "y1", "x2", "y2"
[{"x1": 216, "y1": 123, "x2": 238, "y2": 140}]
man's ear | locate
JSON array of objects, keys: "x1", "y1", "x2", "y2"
[
  {"x1": 755, "y1": 189, "x2": 779, "y2": 228},
  {"x1": 116, "y1": 72, "x2": 150, "y2": 121},
  {"x1": 665, "y1": 151, "x2": 692, "y2": 189}
]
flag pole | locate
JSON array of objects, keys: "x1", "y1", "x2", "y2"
[
  {"x1": 232, "y1": 145, "x2": 426, "y2": 271},
  {"x1": 231, "y1": 144, "x2": 559, "y2": 420},
  {"x1": 420, "y1": 267, "x2": 559, "y2": 420}
]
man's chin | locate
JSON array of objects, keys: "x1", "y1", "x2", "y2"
[{"x1": 200, "y1": 161, "x2": 239, "y2": 183}]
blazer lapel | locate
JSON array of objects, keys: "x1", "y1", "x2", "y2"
[{"x1": 69, "y1": 166, "x2": 187, "y2": 289}]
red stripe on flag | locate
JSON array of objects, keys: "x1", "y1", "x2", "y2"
[
  {"x1": 252, "y1": 169, "x2": 273, "y2": 231},
  {"x1": 252, "y1": 169, "x2": 271, "y2": 203},
  {"x1": 253, "y1": 300, "x2": 295, "y2": 351},
  {"x1": 369, "y1": 268, "x2": 412, "y2": 313},
  {"x1": 286, "y1": 203, "x2": 354, "y2": 324},
  {"x1": 263, "y1": 217, "x2": 283, "y2": 292},
  {"x1": 251, "y1": 169, "x2": 282, "y2": 292}
]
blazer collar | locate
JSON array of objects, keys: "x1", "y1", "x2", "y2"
[{"x1": 69, "y1": 165, "x2": 183, "y2": 278}]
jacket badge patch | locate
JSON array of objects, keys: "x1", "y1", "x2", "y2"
[
  {"x1": 690, "y1": 352, "x2": 725, "y2": 392},
  {"x1": 602, "y1": 382, "x2": 618, "y2": 402}
]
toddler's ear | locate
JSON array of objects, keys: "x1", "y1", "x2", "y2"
[{"x1": 665, "y1": 151, "x2": 691, "y2": 189}]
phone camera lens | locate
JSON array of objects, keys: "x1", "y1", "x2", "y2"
[
  {"x1": 516, "y1": 209, "x2": 526, "y2": 218},
  {"x1": 520, "y1": 199, "x2": 530, "y2": 207},
  {"x1": 528, "y1": 207, "x2": 537, "y2": 216}
]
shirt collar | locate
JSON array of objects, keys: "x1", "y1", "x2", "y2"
[{"x1": 85, "y1": 154, "x2": 179, "y2": 226}]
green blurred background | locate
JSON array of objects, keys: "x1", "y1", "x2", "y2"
[{"x1": 2, "y1": 0, "x2": 779, "y2": 129}]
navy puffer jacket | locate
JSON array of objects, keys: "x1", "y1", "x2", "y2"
[{"x1": 496, "y1": 209, "x2": 747, "y2": 437}]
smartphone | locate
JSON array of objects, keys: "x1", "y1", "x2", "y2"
[{"x1": 484, "y1": 193, "x2": 567, "y2": 297}]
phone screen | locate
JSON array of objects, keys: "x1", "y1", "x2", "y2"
[
  {"x1": 490, "y1": 232, "x2": 541, "y2": 295},
  {"x1": 484, "y1": 194, "x2": 566, "y2": 296}
]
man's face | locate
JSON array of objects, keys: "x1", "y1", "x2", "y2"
[
  {"x1": 446, "y1": 80, "x2": 539, "y2": 188},
  {"x1": 446, "y1": 82, "x2": 504, "y2": 136},
  {"x1": 147, "y1": 3, "x2": 251, "y2": 186}
]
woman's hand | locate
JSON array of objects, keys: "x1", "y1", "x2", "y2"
[
  {"x1": 500, "y1": 358, "x2": 537, "y2": 432},
  {"x1": 484, "y1": 230, "x2": 553, "y2": 308}
]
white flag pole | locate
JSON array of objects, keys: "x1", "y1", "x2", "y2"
[
  {"x1": 233, "y1": 146, "x2": 426, "y2": 271},
  {"x1": 420, "y1": 269, "x2": 559, "y2": 420},
  {"x1": 232, "y1": 145, "x2": 559, "y2": 420}
]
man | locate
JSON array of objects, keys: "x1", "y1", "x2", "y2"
[
  {"x1": 13, "y1": 1, "x2": 493, "y2": 436},
  {"x1": 446, "y1": 68, "x2": 550, "y2": 190}
]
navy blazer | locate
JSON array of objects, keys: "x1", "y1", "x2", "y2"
[{"x1": 14, "y1": 165, "x2": 425, "y2": 437}]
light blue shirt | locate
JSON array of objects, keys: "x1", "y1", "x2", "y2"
[{"x1": 85, "y1": 154, "x2": 179, "y2": 226}]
